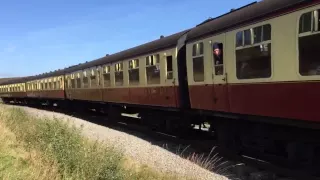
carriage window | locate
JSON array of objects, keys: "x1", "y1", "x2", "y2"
[
  {"x1": 90, "y1": 75, "x2": 96, "y2": 88},
  {"x1": 244, "y1": 29, "x2": 252, "y2": 46},
  {"x1": 115, "y1": 62, "x2": 124, "y2": 86},
  {"x1": 263, "y1": 24, "x2": 271, "y2": 41},
  {"x1": 76, "y1": 78, "x2": 81, "y2": 88},
  {"x1": 236, "y1": 24, "x2": 272, "y2": 79},
  {"x1": 48, "y1": 82, "x2": 52, "y2": 89},
  {"x1": 103, "y1": 65, "x2": 111, "y2": 87},
  {"x1": 192, "y1": 42, "x2": 204, "y2": 82},
  {"x1": 299, "y1": 10, "x2": 320, "y2": 76},
  {"x1": 97, "y1": 69, "x2": 101, "y2": 86},
  {"x1": 83, "y1": 73, "x2": 89, "y2": 88},
  {"x1": 253, "y1": 26, "x2": 262, "y2": 44},
  {"x1": 90, "y1": 70, "x2": 97, "y2": 88},
  {"x1": 212, "y1": 43, "x2": 224, "y2": 75},
  {"x1": 166, "y1": 56, "x2": 173, "y2": 79},
  {"x1": 146, "y1": 54, "x2": 160, "y2": 84},
  {"x1": 236, "y1": 31, "x2": 243, "y2": 47},
  {"x1": 299, "y1": 12, "x2": 312, "y2": 33},
  {"x1": 51, "y1": 82, "x2": 54, "y2": 90},
  {"x1": 129, "y1": 59, "x2": 140, "y2": 86},
  {"x1": 71, "y1": 79, "x2": 76, "y2": 89}
]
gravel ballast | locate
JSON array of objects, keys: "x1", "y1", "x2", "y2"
[{"x1": 4, "y1": 105, "x2": 228, "y2": 180}]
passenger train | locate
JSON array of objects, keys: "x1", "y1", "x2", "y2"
[{"x1": 1, "y1": 0, "x2": 320, "y2": 167}]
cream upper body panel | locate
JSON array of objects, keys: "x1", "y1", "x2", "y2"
[
  {"x1": 187, "y1": 4, "x2": 320, "y2": 85},
  {"x1": 2, "y1": 83, "x2": 26, "y2": 92},
  {"x1": 65, "y1": 47, "x2": 179, "y2": 89},
  {"x1": 26, "y1": 75, "x2": 64, "y2": 91}
]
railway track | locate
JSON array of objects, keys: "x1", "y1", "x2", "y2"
[{"x1": 3, "y1": 102, "x2": 320, "y2": 180}]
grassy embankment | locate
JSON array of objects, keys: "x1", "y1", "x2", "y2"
[{"x1": 0, "y1": 106, "x2": 186, "y2": 180}]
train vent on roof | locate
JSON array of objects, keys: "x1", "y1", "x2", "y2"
[{"x1": 196, "y1": 1, "x2": 257, "y2": 27}]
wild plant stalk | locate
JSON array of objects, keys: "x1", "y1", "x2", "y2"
[
  {"x1": 161, "y1": 143, "x2": 242, "y2": 180},
  {"x1": 0, "y1": 107, "x2": 184, "y2": 180}
]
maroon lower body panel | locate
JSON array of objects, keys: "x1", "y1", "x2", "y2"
[
  {"x1": 27, "y1": 90, "x2": 65, "y2": 99},
  {"x1": 66, "y1": 89, "x2": 102, "y2": 102},
  {"x1": 229, "y1": 82, "x2": 320, "y2": 122},
  {"x1": 189, "y1": 84, "x2": 229, "y2": 112},
  {"x1": 189, "y1": 82, "x2": 320, "y2": 122},
  {"x1": 66, "y1": 86, "x2": 179, "y2": 108},
  {"x1": 0, "y1": 92, "x2": 27, "y2": 98}
]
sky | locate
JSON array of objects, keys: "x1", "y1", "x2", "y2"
[{"x1": 0, "y1": 0, "x2": 255, "y2": 77}]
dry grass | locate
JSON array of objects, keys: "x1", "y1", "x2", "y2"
[
  {"x1": 162, "y1": 143, "x2": 240, "y2": 179},
  {"x1": 0, "y1": 106, "x2": 189, "y2": 180},
  {"x1": 0, "y1": 114, "x2": 60, "y2": 180}
]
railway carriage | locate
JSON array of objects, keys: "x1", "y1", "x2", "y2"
[
  {"x1": 0, "y1": 79, "x2": 28, "y2": 103},
  {"x1": 185, "y1": 0, "x2": 320, "y2": 123},
  {"x1": 26, "y1": 75, "x2": 65, "y2": 99},
  {"x1": 24, "y1": 72, "x2": 66, "y2": 105},
  {"x1": 180, "y1": 0, "x2": 320, "y2": 167},
  {"x1": 64, "y1": 31, "x2": 186, "y2": 112},
  {"x1": 2, "y1": 0, "x2": 320, "y2": 170}
]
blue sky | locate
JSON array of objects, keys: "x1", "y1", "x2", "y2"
[{"x1": 0, "y1": 0, "x2": 254, "y2": 77}]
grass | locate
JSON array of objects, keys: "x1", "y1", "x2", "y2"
[
  {"x1": 0, "y1": 106, "x2": 186, "y2": 180},
  {"x1": 162, "y1": 141, "x2": 240, "y2": 179},
  {"x1": 0, "y1": 110, "x2": 60, "y2": 180}
]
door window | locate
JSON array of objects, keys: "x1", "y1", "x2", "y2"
[{"x1": 212, "y1": 42, "x2": 224, "y2": 75}]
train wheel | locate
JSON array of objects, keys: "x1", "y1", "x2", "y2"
[
  {"x1": 214, "y1": 120, "x2": 240, "y2": 153},
  {"x1": 107, "y1": 105, "x2": 122, "y2": 123}
]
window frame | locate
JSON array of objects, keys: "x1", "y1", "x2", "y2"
[
  {"x1": 235, "y1": 23, "x2": 273, "y2": 81},
  {"x1": 102, "y1": 65, "x2": 111, "y2": 87},
  {"x1": 212, "y1": 42, "x2": 224, "y2": 76},
  {"x1": 128, "y1": 59, "x2": 140, "y2": 86},
  {"x1": 115, "y1": 62, "x2": 124, "y2": 86},
  {"x1": 297, "y1": 8, "x2": 320, "y2": 79},
  {"x1": 165, "y1": 55, "x2": 174, "y2": 80},
  {"x1": 90, "y1": 68, "x2": 98, "y2": 88},
  {"x1": 192, "y1": 42, "x2": 205, "y2": 82},
  {"x1": 82, "y1": 70, "x2": 89, "y2": 88},
  {"x1": 146, "y1": 54, "x2": 161, "y2": 85}
]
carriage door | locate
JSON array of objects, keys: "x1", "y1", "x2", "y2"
[{"x1": 211, "y1": 35, "x2": 229, "y2": 112}]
